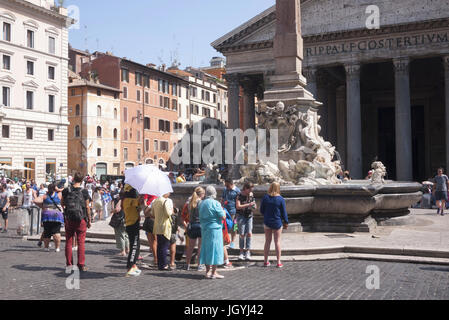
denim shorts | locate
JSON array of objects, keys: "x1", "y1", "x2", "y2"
[{"x1": 237, "y1": 215, "x2": 253, "y2": 236}]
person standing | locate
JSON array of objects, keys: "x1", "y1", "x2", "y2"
[
  {"x1": 221, "y1": 179, "x2": 240, "y2": 249},
  {"x1": 184, "y1": 187, "x2": 205, "y2": 271},
  {"x1": 199, "y1": 186, "x2": 226, "y2": 279},
  {"x1": 260, "y1": 182, "x2": 289, "y2": 268},
  {"x1": 109, "y1": 195, "x2": 129, "y2": 257},
  {"x1": 36, "y1": 184, "x2": 64, "y2": 252},
  {"x1": 61, "y1": 173, "x2": 91, "y2": 272},
  {"x1": 433, "y1": 168, "x2": 449, "y2": 216},
  {"x1": 92, "y1": 187, "x2": 103, "y2": 221},
  {"x1": 122, "y1": 185, "x2": 143, "y2": 277},
  {"x1": 235, "y1": 182, "x2": 256, "y2": 261},
  {"x1": 152, "y1": 193, "x2": 174, "y2": 271},
  {"x1": 143, "y1": 194, "x2": 158, "y2": 266},
  {"x1": 22, "y1": 182, "x2": 37, "y2": 208},
  {"x1": 0, "y1": 184, "x2": 10, "y2": 233},
  {"x1": 176, "y1": 171, "x2": 187, "y2": 184}
]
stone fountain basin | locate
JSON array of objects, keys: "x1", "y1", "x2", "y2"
[{"x1": 171, "y1": 180, "x2": 422, "y2": 233}]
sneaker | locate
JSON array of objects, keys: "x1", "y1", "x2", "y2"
[
  {"x1": 245, "y1": 251, "x2": 251, "y2": 261},
  {"x1": 211, "y1": 274, "x2": 225, "y2": 279},
  {"x1": 229, "y1": 243, "x2": 236, "y2": 249},
  {"x1": 126, "y1": 266, "x2": 141, "y2": 277},
  {"x1": 169, "y1": 264, "x2": 176, "y2": 271},
  {"x1": 197, "y1": 264, "x2": 206, "y2": 272},
  {"x1": 223, "y1": 262, "x2": 234, "y2": 269},
  {"x1": 72, "y1": 246, "x2": 78, "y2": 251},
  {"x1": 264, "y1": 262, "x2": 271, "y2": 267},
  {"x1": 238, "y1": 253, "x2": 245, "y2": 261},
  {"x1": 1, "y1": 229, "x2": 7, "y2": 233},
  {"x1": 277, "y1": 263, "x2": 284, "y2": 268},
  {"x1": 55, "y1": 248, "x2": 60, "y2": 253},
  {"x1": 185, "y1": 265, "x2": 191, "y2": 271}
]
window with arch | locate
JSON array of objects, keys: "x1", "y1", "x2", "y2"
[
  {"x1": 97, "y1": 105, "x2": 101, "y2": 117},
  {"x1": 113, "y1": 128, "x2": 118, "y2": 140},
  {"x1": 97, "y1": 126, "x2": 102, "y2": 138},
  {"x1": 75, "y1": 125, "x2": 80, "y2": 137},
  {"x1": 114, "y1": 108, "x2": 117, "y2": 119},
  {"x1": 75, "y1": 104, "x2": 80, "y2": 116}
]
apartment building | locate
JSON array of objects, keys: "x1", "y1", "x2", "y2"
[
  {"x1": 67, "y1": 71, "x2": 122, "y2": 177},
  {"x1": 0, "y1": 0, "x2": 72, "y2": 183}
]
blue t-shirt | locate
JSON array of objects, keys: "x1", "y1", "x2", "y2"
[
  {"x1": 222, "y1": 186, "x2": 240, "y2": 215},
  {"x1": 260, "y1": 194, "x2": 288, "y2": 230}
]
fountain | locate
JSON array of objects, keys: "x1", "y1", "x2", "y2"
[{"x1": 171, "y1": 0, "x2": 422, "y2": 233}]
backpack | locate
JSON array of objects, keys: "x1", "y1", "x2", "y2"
[
  {"x1": 224, "y1": 208, "x2": 234, "y2": 231},
  {"x1": 64, "y1": 186, "x2": 86, "y2": 222}
]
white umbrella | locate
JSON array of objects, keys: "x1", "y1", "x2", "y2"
[{"x1": 124, "y1": 165, "x2": 173, "y2": 197}]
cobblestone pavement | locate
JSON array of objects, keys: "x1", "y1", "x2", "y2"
[{"x1": 1, "y1": 234, "x2": 449, "y2": 300}]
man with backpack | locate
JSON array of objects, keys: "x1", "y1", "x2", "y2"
[{"x1": 61, "y1": 173, "x2": 91, "y2": 272}]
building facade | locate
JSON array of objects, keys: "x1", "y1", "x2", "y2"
[
  {"x1": 213, "y1": 0, "x2": 449, "y2": 181},
  {"x1": 67, "y1": 71, "x2": 122, "y2": 177},
  {"x1": 0, "y1": 0, "x2": 72, "y2": 183}
]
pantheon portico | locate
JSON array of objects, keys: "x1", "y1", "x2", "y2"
[{"x1": 213, "y1": 0, "x2": 449, "y2": 181}]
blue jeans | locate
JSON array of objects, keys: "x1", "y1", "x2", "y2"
[{"x1": 237, "y1": 215, "x2": 253, "y2": 250}]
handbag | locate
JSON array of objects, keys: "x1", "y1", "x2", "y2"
[
  {"x1": 109, "y1": 210, "x2": 124, "y2": 228},
  {"x1": 222, "y1": 217, "x2": 231, "y2": 245}
]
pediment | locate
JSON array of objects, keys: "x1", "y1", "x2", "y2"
[
  {"x1": 0, "y1": 11, "x2": 16, "y2": 22},
  {"x1": 44, "y1": 84, "x2": 59, "y2": 92},
  {"x1": 22, "y1": 80, "x2": 39, "y2": 88},
  {"x1": 45, "y1": 27, "x2": 59, "y2": 36},
  {"x1": 213, "y1": 0, "x2": 449, "y2": 51},
  {"x1": 0, "y1": 75, "x2": 16, "y2": 84}
]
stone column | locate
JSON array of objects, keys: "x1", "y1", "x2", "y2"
[
  {"x1": 241, "y1": 80, "x2": 257, "y2": 131},
  {"x1": 327, "y1": 82, "x2": 338, "y2": 146},
  {"x1": 444, "y1": 56, "x2": 449, "y2": 172},
  {"x1": 344, "y1": 63, "x2": 363, "y2": 179},
  {"x1": 304, "y1": 66, "x2": 318, "y2": 97},
  {"x1": 317, "y1": 72, "x2": 329, "y2": 140},
  {"x1": 393, "y1": 57, "x2": 413, "y2": 181},
  {"x1": 225, "y1": 73, "x2": 241, "y2": 130}
]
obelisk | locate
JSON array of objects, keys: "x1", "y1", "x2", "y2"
[{"x1": 262, "y1": 0, "x2": 319, "y2": 107}]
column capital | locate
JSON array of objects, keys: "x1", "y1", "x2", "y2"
[
  {"x1": 240, "y1": 78, "x2": 258, "y2": 94},
  {"x1": 344, "y1": 63, "x2": 361, "y2": 80},
  {"x1": 303, "y1": 66, "x2": 318, "y2": 82},
  {"x1": 224, "y1": 73, "x2": 240, "y2": 87},
  {"x1": 393, "y1": 57, "x2": 410, "y2": 74},
  {"x1": 443, "y1": 55, "x2": 449, "y2": 71}
]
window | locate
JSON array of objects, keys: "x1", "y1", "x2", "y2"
[
  {"x1": 172, "y1": 99, "x2": 177, "y2": 110},
  {"x1": 123, "y1": 107, "x2": 128, "y2": 122},
  {"x1": 201, "y1": 90, "x2": 205, "y2": 100},
  {"x1": 144, "y1": 117, "x2": 150, "y2": 130},
  {"x1": 145, "y1": 92, "x2": 149, "y2": 104},
  {"x1": 48, "y1": 37, "x2": 55, "y2": 54},
  {"x1": 165, "y1": 121, "x2": 170, "y2": 133},
  {"x1": 136, "y1": 110, "x2": 141, "y2": 124},
  {"x1": 213, "y1": 94, "x2": 216, "y2": 103},
  {"x1": 97, "y1": 90, "x2": 101, "y2": 96},
  {"x1": 114, "y1": 108, "x2": 117, "y2": 119},
  {"x1": 123, "y1": 148, "x2": 128, "y2": 161},
  {"x1": 26, "y1": 91, "x2": 34, "y2": 109},
  {"x1": 2, "y1": 125, "x2": 9, "y2": 138},
  {"x1": 48, "y1": 95, "x2": 55, "y2": 113},
  {"x1": 144, "y1": 75, "x2": 149, "y2": 88},
  {"x1": 159, "y1": 119, "x2": 164, "y2": 132},
  {"x1": 137, "y1": 149, "x2": 142, "y2": 160},
  {"x1": 123, "y1": 87, "x2": 128, "y2": 99},
  {"x1": 2, "y1": 55, "x2": 10, "y2": 70},
  {"x1": 154, "y1": 140, "x2": 159, "y2": 151},
  {"x1": 75, "y1": 104, "x2": 80, "y2": 115},
  {"x1": 48, "y1": 66, "x2": 55, "y2": 80},
  {"x1": 123, "y1": 129, "x2": 128, "y2": 141},
  {"x1": 218, "y1": 103, "x2": 221, "y2": 111},
  {"x1": 75, "y1": 125, "x2": 80, "y2": 137},
  {"x1": 71, "y1": 89, "x2": 75, "y2": 96},
  {"x1": 195, "y1": 105, "x2": 199, "y2": 115},
  {"x1": 158, "y1": 79, "x2": 162, "y2": 92},
  {"x1": 121, "y1": 69, "x2": 129, "y2": 82},
  {"x1": 27, "y1": 30, "x2": 34, "y2": 48},
  {"x1": 3, "y1": 23, "x2": 11, "y2": 42},
  {"x1": 97, "y1": 105, "x2": 101, "y2": 117},
  {"x1": 136, "y1": 90, "x2": 141, "y2": 101},
  {"x1": 135, "y1": 73, "x2": 142, "y2": 86},
  {"x1": 164, "y1": 97, "x2": 169, "y2": 108},
  {"x1": 114, "y1": 92, "x2": 118, "y2": 99},
  {"x1": 26, "y1": 127, "x2": 33, "y2": 139},
  {"x1": 160, "y1": 141, "x2": 169, "y2": 152},
  {"x1": 46, "y1": 159, "x2": 56, "y2": 177},
  {"x1": 97, "y1": 148, "x2": 102, "y2": 157},
  {"x1": 114, "y1": 149, "x2": 118, "y2": 157},
  {"x1": 145, "y1": 139, "x2": 150, "y2": 152},
  {"x1": 48, "y1": 129, "x2": 54, "y2": 141},
  {"x1": 27, "y1": 61, "x2": 34, "y2": 75},
  {"x1": 97, "y1": 126, "x2": 102, "y2": 138},
  {"x1": 159, "y1": 96, "x2": 163, "y2": 107},
  {"x1": 165, "y1": 81, "x2": 169, "y2": 94},
  {"x1": 136, "y1": 130, "x2": 140, "y2": 142},
  {"x1": 113, "y1": 128, "x2": 118, "y2": 140},
  {"x1": 2, "y1": 87, "x2": 10, "y2": 106}
]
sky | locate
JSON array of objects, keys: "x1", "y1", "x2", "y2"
[{"x1": 65, "y1": 0, "x2": 275, "y2": 69}]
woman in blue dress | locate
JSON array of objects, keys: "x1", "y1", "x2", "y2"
[{"x1": 199, "y1": 186, "x2": 226, "y2": 279}]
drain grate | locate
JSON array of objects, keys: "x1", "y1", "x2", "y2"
[{"x1": 325, "y1": 234, "x2": 355, "y2": 238}]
